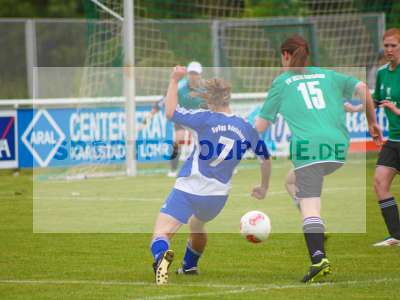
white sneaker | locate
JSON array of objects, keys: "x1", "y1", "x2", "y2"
[
  {"x1": 373, "y1": 237, "x2": 400, "y2": 246},
  {"x1": 167, "y1": 171, "x2": 177, "y2": 178}
]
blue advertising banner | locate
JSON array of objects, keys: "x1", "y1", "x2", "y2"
[
  {"x1": 15, "y1": 101, "x2": 389, "y2": 169},
  {"x1": 0, "y1": 111, "x2": 18, "y2": 168},
  {"x1": 345, "y1": 101, "x2": 389, "y2": 141},
  {"x1": 18, "y1": 106, "x2": 174, "y2": 168}
]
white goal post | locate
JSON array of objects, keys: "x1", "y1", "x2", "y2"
[
  {"x1": 90, "y1": 0, "x2": 136, "y2": 176},
  {"x1": 123, "y1": 0, "x2": 136, "y2": 176}
]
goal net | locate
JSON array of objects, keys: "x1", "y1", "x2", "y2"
[{"x1": 55, "y1": 0, "x2": 383, "y2": 180}]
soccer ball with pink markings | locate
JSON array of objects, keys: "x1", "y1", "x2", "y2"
[{"x1": 240, "y1": 211, "x2": 271, "y2": 243}]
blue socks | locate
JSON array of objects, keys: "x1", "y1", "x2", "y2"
[
  {"x1": 183, "y1": 241, "x2": 202, "y2": 270},
  {"x1": 151, "y1": 237, "x2": 202, "y2": 269},
  {"x1": 150, "y1": 237, "x2": 169, "y2": 262}
]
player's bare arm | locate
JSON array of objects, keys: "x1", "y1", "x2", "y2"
[
  {"x1": 254, "y1": 117, "x2": 271, "y2": 133},
  {"x1": 344, "y1": 102, "x2": 363, "y2": 113},
  {"x1": 251, "y1": 158, "x2": 271, "y2": 200},
  {"x1": 380, "y1": 100, "x2": 400, "y2": 115},
  {"x1": 165, "y1": 66, "x2": 186, "y2": 119},
  {"x1": 355, "y1": 81, "x2": 383, "y2": 145}
]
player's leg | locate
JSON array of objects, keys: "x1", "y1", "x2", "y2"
[
  {"x1": 177, "y1": 216, "x2": 207, "y2": 275},
  {"x1": 285, "y1": 169, "x2": 300, "y2": 209},
  {"x1": 151, "y1": 212, "x2": 182, "y2": 261},
  {"x1": 150, "y1": 213, "x2": 181, "y2": 285},
  {"x1": 296, "y1": 166, "x2": 326, "y2": 265},
  {"x1": 373, "y1": 161, "x2": 400, "y2": 246},
  {"x1": 299, "y1": 196, "x2": 330, "y2": 282},
  {"x1": 168, "y1": 127, "x2": 185, "y2": 177},
  {"x1": 299, "y1": 198, "x2": 331, "y2": 283},
  {"x1": 295, "y1": 164, "x2": 331, "y2": 283},
  {"x1": 150, "y1": 189, "x2": 193, "y2": 284},
  {"x1": 288, "y1": 169, "x2": 330, "y2": 241}
]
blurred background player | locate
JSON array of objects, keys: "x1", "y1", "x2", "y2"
[
  {"x1": 138, "y1": 96, "x2": 165, "y2": 131},
  {"x1": 150, "y1": 66, "x2": 271, "y2": 285},
  {"x1": 168, "y1": 61, "x2": 206, "y2": 177},
  {"x1": 255, "y1": 35, "x2": 382, "y2": 283},
  {"x1": 372, "y1": 28, "x2": 400, "y2": 247}
]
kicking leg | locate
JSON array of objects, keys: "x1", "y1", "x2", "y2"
[{"x1": 150, "y1": 212, "x2": 182, "y2": 285}]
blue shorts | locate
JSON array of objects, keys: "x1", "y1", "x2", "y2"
[{"x1": 160, "y1": 188, "x2": 228, "y2": 224}]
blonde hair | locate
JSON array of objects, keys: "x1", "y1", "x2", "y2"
[{"x1": 194, "y1": 78, "x2": 231, "y2": 108}]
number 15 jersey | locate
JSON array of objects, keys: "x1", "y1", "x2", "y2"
[{"x1": 259, "y1": 67, "x2": 360, "y2": 169}]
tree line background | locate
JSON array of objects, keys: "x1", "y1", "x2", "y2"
[
  {"x1": 0, "y1": 0, "x2": 398, "y2": 28},
  {"x1": 0, "y1": 0, "x2": 398, "y2": 99}
]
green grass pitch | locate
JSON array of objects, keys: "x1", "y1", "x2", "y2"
[{"x1": 0, "y1": 154, "x2": 399, "y2": 299}]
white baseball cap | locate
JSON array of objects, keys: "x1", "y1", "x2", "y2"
[{"x1": 187, "y1": 61, "x2": 203, "y2": 74}]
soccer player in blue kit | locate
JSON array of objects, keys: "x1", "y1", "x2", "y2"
[{"x1": 150, "y1": 66, "x2": 272, "y2": 285}]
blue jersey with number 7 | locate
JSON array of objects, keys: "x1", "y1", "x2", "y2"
[{"x1": 171, "y1": 106, "x2": 269, "y2": 196}]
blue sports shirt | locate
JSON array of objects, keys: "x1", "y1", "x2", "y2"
[{"x1": 171, "y1": 106, "x2": 269, "y2": 196}]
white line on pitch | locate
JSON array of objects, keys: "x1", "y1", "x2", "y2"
[
  {"x1": 1, "y1": 277, "x2": 399, "y2": 297},
  {"x1": 133, "y1": 277, "x2": 400, "y2": 300}
]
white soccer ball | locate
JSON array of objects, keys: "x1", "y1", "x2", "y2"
[{"x1": 240, "y1": 210, "x2": 271, "y2": 243}]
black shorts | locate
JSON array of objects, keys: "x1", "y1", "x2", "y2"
[
  {"x1": 377, "y1": 140, "x2": 400, "y2": 172},
  {"x1": 295, "y1": 162, "x2": 343, "y2": 198}
]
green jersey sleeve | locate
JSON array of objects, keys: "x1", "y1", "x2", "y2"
[
  {"x1": 258, "y1": 79, "x2": 283, "y2": 123},
  {"x1": 332, "y1": 71, "x2": 360, "y2": 100}
]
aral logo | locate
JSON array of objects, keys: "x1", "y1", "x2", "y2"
[
  {"x1": 0, "y1": 116, "x2": 14, "y2": 160},
  {"x1": 0, "y1": 139, "x2": 11, "y2": 158},
  {"x1": 0, "y1": 112, "x2": 17, "y2": 169},
  {"x1": 22, "y1": 109, "x2": 65, "y2": 167}
]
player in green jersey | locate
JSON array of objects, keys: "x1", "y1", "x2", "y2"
[
  {"x1": 255, "y1": 34, "x2": 382, "y2": 283},
  {"x1": 373, "y1": 28, "x2": 400, "y2": 247},
  {"x1": 168, "y1": 61, "x2": 206, "y2": 177}
]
